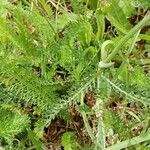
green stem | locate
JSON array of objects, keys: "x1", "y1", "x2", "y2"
[
  {"x1": 80, "y1": 93, "x2": 95, "y2": 142},
  {"x1": 95, "y1": 99, "x2": 105, "y2": 149},
  {"x1": 103, "y1": 132, "x2": 150, "y2": 150},
  {"x1": 82, "y1": 112, "x2": 95, "y2": 142},
  {"x1": 104, "y1": 12, "x2": 150, "y2": 63}
]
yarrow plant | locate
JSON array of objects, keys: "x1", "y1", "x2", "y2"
[{"x1": 0, "y1": 0, "x2": 150, "y2": 149}]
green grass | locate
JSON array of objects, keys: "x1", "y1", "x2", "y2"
[{"x1": 0, "y1": 0, "x2": 150, "y2": 149}]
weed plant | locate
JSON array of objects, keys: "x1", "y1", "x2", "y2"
[{"x1": 0, "y1": 0, "x2": 150, "y2": 149}]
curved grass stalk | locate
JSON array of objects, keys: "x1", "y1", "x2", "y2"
[
  {"x1": 128, "y1": 29, "x2": 141, "y2": 54},
  {"x1": 105, "y1": 11, "x2": 150, "y2": 63}
]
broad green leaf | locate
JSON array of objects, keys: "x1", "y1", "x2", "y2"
[
  {"x1": 101, "y1": 0, "x2": 132, "y2": 34},
  {"x1": 78, "y1": 22, "x2": 93, "y2": 47},
  {"x1": 96, "y1": 9, "x2": 105, "y2": 40}
]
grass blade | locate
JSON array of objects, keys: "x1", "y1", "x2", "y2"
[{"x1": 104, "y1": 132, "x2": 150, "y2": 150}]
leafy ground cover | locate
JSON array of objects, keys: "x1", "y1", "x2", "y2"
[{"x1": 0, "y1": 0, "x2": 150, "y2": 150}]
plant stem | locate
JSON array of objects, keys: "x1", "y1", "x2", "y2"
[
  {"x1": 82, "y1": 112, "x2": 95, "y2": 142},
  {"x1": 103, "y1": 132, "x2": 150, "y2": 150},
  {"x1": 80, "y1": 93, "x2": 95, "y2": 143},
  {"x1": 95, "y1": 99, "x2": 105, "y2": 149}
]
